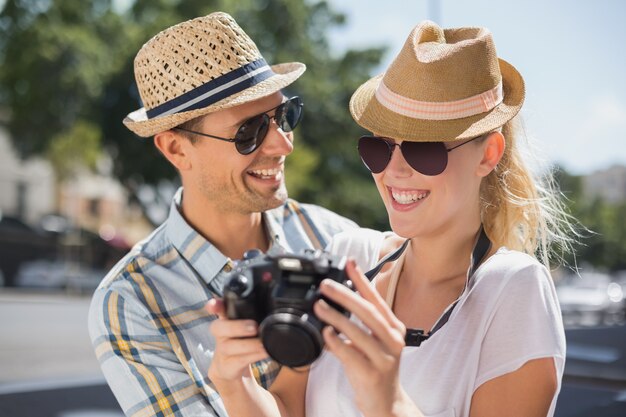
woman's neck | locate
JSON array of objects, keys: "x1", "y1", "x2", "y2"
[{"x1": 403, "y1": 220, "x2": 482, "y2": 289}]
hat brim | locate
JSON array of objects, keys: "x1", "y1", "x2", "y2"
[
  {"x1": 349, "y1": 59, "x2": 525, "y2": 142},
  {"x1": 124, "y1": 62, "x2": 306, "y2": 137}
]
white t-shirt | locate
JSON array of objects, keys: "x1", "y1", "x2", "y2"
[{"x1": 308, "y1": 228, "x2": 566, "y2": 417}]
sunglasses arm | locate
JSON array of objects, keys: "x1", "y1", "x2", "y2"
[{"x1": 172, "y1": 127, "x2": 237, "y2": 143}]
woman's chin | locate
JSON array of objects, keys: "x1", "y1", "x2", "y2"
[{"x1": 388, "y1": 219, "x2": 419, "y2": 239}]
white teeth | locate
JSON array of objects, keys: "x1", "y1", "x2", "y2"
[
  {"x1": 392, "y1": 190, "x2": 428, "y2": 204},
  {"x1": 250, "y1": 168, "x2": 280, "y2": 178}
]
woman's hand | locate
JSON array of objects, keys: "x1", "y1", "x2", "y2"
[
  {"x1": 313, "y1": 260, "x2": 420, "y2": 417},
  {"x1": 206, "y1": 299, "x2": 269, "y2": 391}
]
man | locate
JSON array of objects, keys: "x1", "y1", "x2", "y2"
[{"x1": 88, "y1": 12, "x2": 356, "y2": 417}]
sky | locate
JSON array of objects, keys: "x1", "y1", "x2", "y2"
[{"x1": 326, "y1": 0, "x2": 626, "y2": 175}]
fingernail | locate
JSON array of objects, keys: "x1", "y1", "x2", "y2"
[
  {"x1": 317, "y1": 299, "x2": 330, "y2": 310},
  {"x1": 324, "y1": 326, "x2": 337, "y2": 339},
  {"x1": 321, "y1": 279, "x2": 336, "y2": 291},
  {"x1": 349, "y1": 260, "x2": 362, "y2": 274}
]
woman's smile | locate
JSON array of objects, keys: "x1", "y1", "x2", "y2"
[{"x1": 387, "y1": 186, "x2": 430, "y2": 211}]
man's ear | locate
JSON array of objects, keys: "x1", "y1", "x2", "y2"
[
  {"x1": 476, "y1": 131, "x2": 505, "y2": 177},
  {"x1": 154, "y1": 131, "x2": 193, "y2": 171}
]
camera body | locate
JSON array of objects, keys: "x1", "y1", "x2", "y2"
[{"x1": 223, "y1": 249, "x2": 351, "y2": 367}]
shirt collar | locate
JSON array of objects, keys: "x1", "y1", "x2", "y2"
[
  {"x1": 165, "y1": 187, "x2": 290, "y2": 286},
  {"x1": 263, "y1": 204, "x2": 292, "y2": 253}
]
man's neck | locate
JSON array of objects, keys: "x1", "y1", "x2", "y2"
[{"x1": 179, "y1": 193, "x2": 269, "y2": 260}]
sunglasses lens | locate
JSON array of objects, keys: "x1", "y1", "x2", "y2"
[
  {"x1": 401, "y1": 142, "x2": 448, "y2": 175},
  {"x1": 358, "y1": 136, "x2": 392, "y2": 174},
  {"x1": 276, "y1": 97, "x2": 303, "y2": 132},
  {"x1": 235, "y1": 115, "x2": 269, "y2": 155},
  {"x1": 233, "y1": 98, "x2": 303, "y2": 155}
]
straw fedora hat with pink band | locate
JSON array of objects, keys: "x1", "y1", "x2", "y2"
[
  {"x1": 350, "y1": 21, "x2": 525, "y2": 142},
  {"x1": 124, "y1": 12, "x2": 305, "y2": 137}
]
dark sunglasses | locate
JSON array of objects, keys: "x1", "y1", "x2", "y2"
[
  {"x1": 357, "y1": 135, "x2": 483, "y2": 176},
  {"x1": 174, "y1": 96, "x2": 304, "y2": 155}
]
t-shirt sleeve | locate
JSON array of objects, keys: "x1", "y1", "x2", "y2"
[
  {"x1": 325, "y1": 228, "x2": 389, "y2": 272},
  {"x1": 474, "y1": 261, "x2": 566, "y2": 391}
]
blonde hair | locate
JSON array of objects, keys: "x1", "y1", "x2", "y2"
[{"x1": 480, "y1": 116, "x2": 579, "y2": 268}]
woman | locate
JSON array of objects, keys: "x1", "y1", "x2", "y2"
[{"x1": 207, "y1": 21, "x2": 574, "y2": 417}]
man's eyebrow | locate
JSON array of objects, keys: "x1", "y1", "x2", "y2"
[{"x1": 228, "y1": 97, "x2": 287, "y2": 128}]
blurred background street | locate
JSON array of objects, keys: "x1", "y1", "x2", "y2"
[
  {"x1": 1, "y1": 0, "x2": 625, "y2": 416},
  {"x1": 1, "y1": 289, "x2": 625, "y2": 416},
  {"x1": 0, "y1": 291, "x2": 99, "y2": 384},
  {"x1": 0, "y1": 291, "x2": 121, "y2": 416}
]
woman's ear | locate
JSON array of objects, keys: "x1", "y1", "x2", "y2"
[
  {"x1": 154, "y1": 131, "x2": 193, "y2": 171},
  {"x1": 476, "y1": 131, "x2": 505, "y2": 177}
]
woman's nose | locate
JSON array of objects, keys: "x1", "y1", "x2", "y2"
[{"x1": 385, "y1": 143, "x2": 413, "y2": 177}]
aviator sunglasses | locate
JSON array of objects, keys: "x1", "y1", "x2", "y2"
[
  {"x1": 174, "y1": 96, "x2": 304, "y2": 155},
  {"x1": 357, "y1": 135, "x2": 483, "y2": 176}
]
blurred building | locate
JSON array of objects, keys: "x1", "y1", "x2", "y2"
[
  {"x1": 0, "y1": 127, "x2": 55, "y2": 224},
  {"x1": 0, "y1": 128, "x2": 152, "y2": 244},
  {"x1": 60, "y1": 171, "x2": 152, "y2": 245},
  {"x1": 582, "y1": 164, "x2": 626, "y2": 204}
]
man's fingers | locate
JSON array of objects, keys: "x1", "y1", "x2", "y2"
[
  {"x1": 220, "y1": 337, "x2": 268, "y2": 357},
  {"x1": 210, "y1": 317, "x2": 259, "y2": 340},
  {"x1": 206, "y1": 298, "x2": 226, "y2": 318}
]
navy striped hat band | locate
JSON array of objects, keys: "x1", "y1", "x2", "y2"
[{"x1": 146, "y1": 58, "x2": 275, "y2": 119}]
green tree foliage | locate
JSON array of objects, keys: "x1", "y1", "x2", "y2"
[
  {"x1": 574, "y1": 199, "x2": 626, "y2": 272},
  {"x1": 0, "y1": 0, "x2": 389, "y2": 229},
  {"x1": 554, "y1": 166, "x2": 626, "y2": 272},
  {"x1": 2, "y1": 1, "x2": 624, "y2": 270},
  {"x1": 48, "y1": 120, "x2": 101, "y2": 180},
  {"x1": 0, "y1": 0, "x2": 128, "y2": 155}
]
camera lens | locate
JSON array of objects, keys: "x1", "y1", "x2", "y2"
[{"x1": 259, "y1": 313, "x2": 324, "y2": 367}]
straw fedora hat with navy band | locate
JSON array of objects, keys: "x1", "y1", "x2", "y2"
[
  {"x1": 124, "y1": 12, "x2": 306, "y2": 137},
  {"x1": 350, "y1": 21, "x2": 525, "y2": 142}
]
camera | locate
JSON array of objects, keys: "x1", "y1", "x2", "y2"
[{"x1": 223, "y1": 249, "x2": 352, "y2": 367}]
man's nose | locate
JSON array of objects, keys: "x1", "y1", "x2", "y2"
[{"x1": 258, "y1": 120, "x2": 294, "y2": 156}]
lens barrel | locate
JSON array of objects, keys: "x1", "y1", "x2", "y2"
[{"x1": 259, "y1": 313, "x2": 325, "y2": 367}]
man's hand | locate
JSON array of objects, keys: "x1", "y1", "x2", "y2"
[{"x1": 206, "y1": 299, "x2": 269, "y2": 390}]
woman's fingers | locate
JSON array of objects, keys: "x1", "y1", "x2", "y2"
[
  {"x1": 319, "y1": 279, "x2": 405, "y2": 355},
  {"x1": 321, "y1": 326, "x2": 369, "y2": 368},
  {"x1": 314, "y1": 299, "x2": 387, "y2": 360},
  {"x1": 345, "y1": 260, "x2": 406, "y2": 333}
]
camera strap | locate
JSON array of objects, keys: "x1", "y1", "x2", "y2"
[
  {"x1": 364, "y1": 238, "x2": 410, "y2": 281},
  {"x1": 364, "y1": 225, "x2": 492, "y2": 347}
]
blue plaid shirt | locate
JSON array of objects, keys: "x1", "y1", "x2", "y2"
[{"x1": 88, "y1": 188, "x2": 357, "y2": 417}]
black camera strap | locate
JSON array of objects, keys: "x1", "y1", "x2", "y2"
[
  {"x1": 364, "y1": 238, "x2": 410, "y2": 281},
  {"x1": 364, "y1": 226, "x2": 492, "y2": 347}
]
